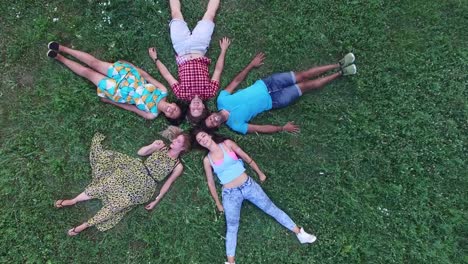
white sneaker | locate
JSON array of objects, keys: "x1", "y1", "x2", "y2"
[
  {"x1": 339, "y1": 52, "x2": 355, "y2": 68},
  {"x1": 296, "y1": 228, "x2": 317, "y2": 244},
  {"x1": 341, "y1": 64, "x2": 357, "y2": 76}
]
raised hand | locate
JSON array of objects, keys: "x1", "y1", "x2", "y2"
[
  {"x1": 219, "y1": 37, "x2": 231, "y2": 51},
  {"x1": 152, "y1": 140, "x2": 165, "y2": 150},
  {"x1": 148, "y1": 47, "x2": 158, "y2": 61}
]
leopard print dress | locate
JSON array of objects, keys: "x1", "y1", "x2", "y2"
[{"x1": 84, "y1": 133, "x2": 179, "y2": 231}]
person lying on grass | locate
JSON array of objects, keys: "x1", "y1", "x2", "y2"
[
  {"x1": 54, "y1": 132, "x2": 190, "y2": 236},
  {"x1": 204, "y1": 52, "x2": 357, "y2": 134},
  {"x1": 47, "y1": 42, "x2": 186, "y2": 125},
  {"x1": 149, "y1": 0, "x2": 229, "y2": 125},
  {"x1": 192, "y1": 128, "x2": 316, "y2": 264}
]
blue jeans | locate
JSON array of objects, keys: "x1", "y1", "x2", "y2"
[
  {"x1": 262, "y1": 71, "x2": 302, "y2": 109},
  {"x1": 222, "y1": 177, "x2": 296, "y2": 257}
]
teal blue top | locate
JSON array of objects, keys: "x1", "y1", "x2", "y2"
[
  {"x1": 207, "y1": 144, "x2": 245, "y2": 185},
  {"x1": 216, "y1": 80, "x2": 272, "y2": 134}
]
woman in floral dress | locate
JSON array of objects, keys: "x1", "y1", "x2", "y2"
[
  {"x1": 54, "y1": 132, "x2": 190, "y2": 236},
  {"x1": 47, "y1": 41, "x2": 183, "y2": 122}
]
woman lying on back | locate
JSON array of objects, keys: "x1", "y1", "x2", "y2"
[
  {"x1": 55, "y1": 132, "x2": 190, "y2": 235},
  {"x1": 192, "y1": 128, "x2": 316, "y2": 264},
  {"x1": 47, "y1": 41, "x2": 185, "y2": 125}
]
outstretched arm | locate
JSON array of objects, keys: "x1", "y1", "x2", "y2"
[
  {"x1": 137, "y1": 140, "x2": 165, "y2": 156},
  {"x1": 211, "y1": 37, "x2": 231, "y2": 82},
  {"x1": 203, "y1": 157, "x2": 224, "y2": 212},
  {"x1": 145, "y1": 163, "x2": 184, "y2": 210},
  {"x1": 100, "y1": 98, "x2": 157, "y2": 120},
  {"x1": 247, "y1": 122, "x2": 300, "y2": 134},
  {"x1": 148, "y1": 47, "x2": 178, "y2": 87},
  {"x1": 223, "y1": 52, "x2": 265, "y2": 94},
  {"x1": 225, "y1": 140, "x2": 266, "y2": 182}
]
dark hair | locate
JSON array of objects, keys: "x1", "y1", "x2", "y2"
[
  {"x1": 201, "y1": 112, "x2": 220, "y2": 131},
  {"x1": 190, "y1": 126, "x2": 229, "y2": 150},
  {"x1": 165, "y1": 100, "x2": 188, "y2": 126},
  {"x1": 186, "y1": 101, "x2": 210, "y2": 125}
]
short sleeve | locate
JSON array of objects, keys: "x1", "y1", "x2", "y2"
[
  {"x1": 208, "y1": 79, "x2": 220, "y2": 98},
  {"x1": 231, "y1": 122, "x2": 248, "y2": 135},
  {"x1": 171, "y1": 82, "x2": 181, "y2": 97}
]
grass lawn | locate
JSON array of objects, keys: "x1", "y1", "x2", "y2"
[{"x1": 1, "y1": 0, "x2": 467, "y2": 263}]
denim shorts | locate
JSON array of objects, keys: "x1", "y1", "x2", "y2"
[
  {"x1": 169, "y1": 19, "x2": 215, "y2": 56},
  {"x1": 262, "y1": 71, "x2": 302, "y2": 109}
]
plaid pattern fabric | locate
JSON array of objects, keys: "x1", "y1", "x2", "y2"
[{"x1": 171, "y1": 56, "x2": 219, "y2": 101}]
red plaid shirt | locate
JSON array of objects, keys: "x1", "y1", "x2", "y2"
[{"x1": 171, "y1": 56, "x2": 219, "y2": 102}]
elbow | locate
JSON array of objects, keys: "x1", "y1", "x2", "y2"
[{"x1": 144, "y1": 113, "x2": 157, "y2": 120}]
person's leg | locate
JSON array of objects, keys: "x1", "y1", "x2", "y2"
[
  {"x1": 55, "y1": 192, "x2": 92, "y2": 208},
  {"x1": 202, "y1": 0, "x2": 220, "y2": 21},
  {"x1": 296, "y1": 71, "x2": 341, "y2": 94},
  {"x1": 222, "y1": 188, "x2": 244, "y2": 264},
  {"x1": 58, "y1": 45, "x2": 112, "y2": 76},
  {"x1": 55, "y1": 54, "x2": 106, "y2": 86},
  {"x1": 189, "y1": 0, "x2": 218, "y2": 54},
  {"x1": 169, "y1": 0, "x2": 183, "y2": 20},
  {"x1": 169, "y1": 0, "x2": 191, "y2": 55},
  {"x1": 244, "y1": 179, "x2": 297, "y2": 232},
  {"x1": 294, "y1": 63, "x2": 340, "y2": 83},
  {"x1": 262, "y1": 72, "x2": 301, "y2": 110}
]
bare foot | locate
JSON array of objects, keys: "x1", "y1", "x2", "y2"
[{"x1": 54, "y1": 199, "x2": 75, "y2": 208}]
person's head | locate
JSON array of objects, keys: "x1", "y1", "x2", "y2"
[
  {"x1": 165, "y1": 101, "x2": 188, "y2": 126},
  {"x1": 169, "y1": 132, "x2": 191, "y2": 155},
  {"x1": 191, "y1": 127, "x2": 227, "y2": 150},
  {"x1": 204, "y1": 111, "x2": 224, "y2": 129},
  {"x1": 186, "y1": 95, "x2": 210, "y2": 125}
]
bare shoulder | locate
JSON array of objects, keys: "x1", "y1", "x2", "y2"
[{"x1": 224, "y1": 139, "x2": 239, "y2": 150}]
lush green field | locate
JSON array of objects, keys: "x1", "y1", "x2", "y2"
[{"x1": 1, "y1": 0, "x2": 467, "y2": 263}]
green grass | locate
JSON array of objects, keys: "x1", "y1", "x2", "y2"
[{"x1": 1, "y1": 0, "x2": 467, "y2": 263}]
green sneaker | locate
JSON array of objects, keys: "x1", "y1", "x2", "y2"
[
  {"x1": 339, "y1": 52, "x2": 355, "y2": 68},
  {"x1": 341, "y1": 64, "x2": 357, "y2": 76}
]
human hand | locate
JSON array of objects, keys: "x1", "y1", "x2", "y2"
[
  {"x1": 216, "y1": 202, "x2": 224, "y2": 212},
  {"x1": 152, "y1": 140, "x2": 165, "y2": 150},
  {"x1": 148, "y1": 47, "x2": 158, "y2": 61},
  {"x1": 250, "y1": 52, "x2": 265, "y2": 68},
  {"x1": 219, "y1": 37, "x2": 231, "y2": 51},
  {"x1": 258, "y1": 172, "x2": 267, "y2": 183},
  {"x1": 282, "y1": 121, "x2": 300, "y2": 133},
  {"x1": 145, "y1": 200, "x2": 158, "y2": 211}
]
